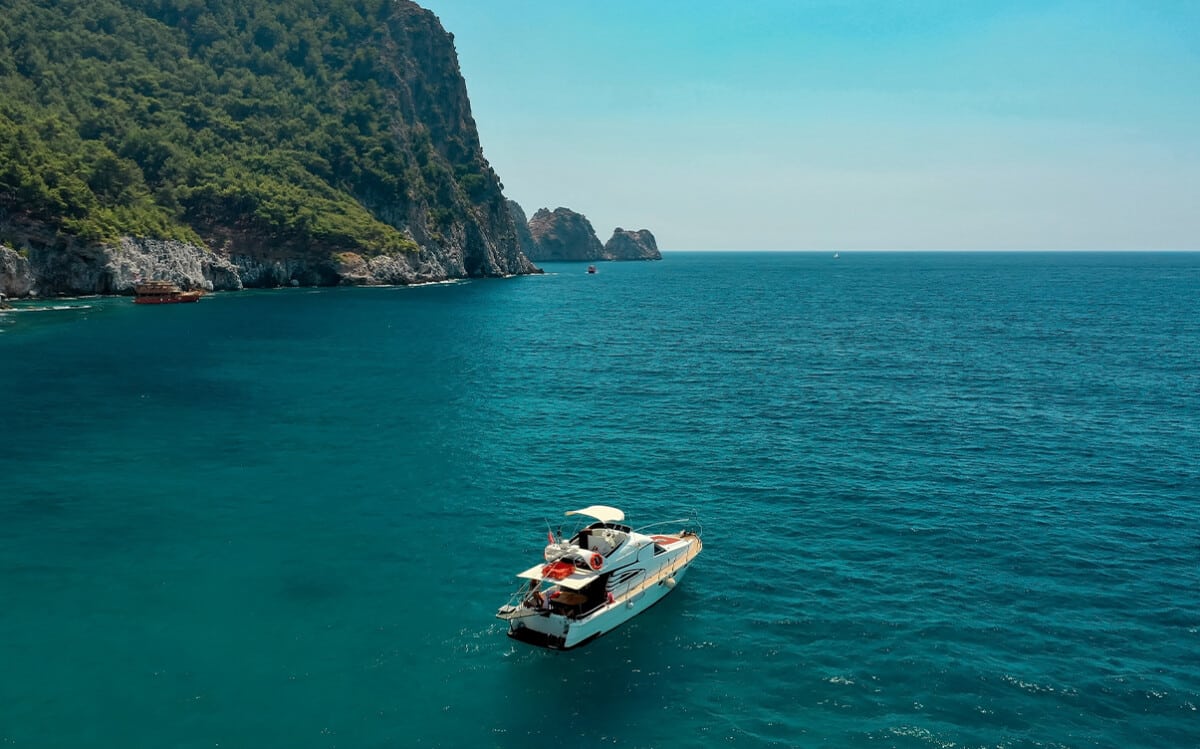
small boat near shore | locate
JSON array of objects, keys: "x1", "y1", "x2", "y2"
[
  {"x1": 134, "y1": 280, "x2": 203, "y2": 304},
  {"x1": 496, "y1": 505, "x2": 702, "y2": 650},
  {"x1": 587, "y1": 265, "x2": 597, "y2": 274}
]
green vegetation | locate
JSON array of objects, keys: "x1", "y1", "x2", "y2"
[{"x1": 0, "y1": 0, "x2": 489, "y2": 254}]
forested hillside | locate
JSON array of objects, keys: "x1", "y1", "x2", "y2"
[{"x1": 0, "y1": 0, "x2": 533, "y2": 292}]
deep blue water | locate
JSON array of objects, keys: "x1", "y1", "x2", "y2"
[{"x1": 1, "y1": 252, "x2": 1198, "y2": 748}]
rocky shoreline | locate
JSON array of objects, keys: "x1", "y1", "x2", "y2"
[
  {"x1": 0, "y1": 1, "x2": 542, "y2": 300},
  {"x1": 0, "y1": 234, "x2": 540, "y2": 299}
]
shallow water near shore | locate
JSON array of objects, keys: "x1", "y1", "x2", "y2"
[{"x1": 2, "y1": 252, "x2": 1198, "y2": 748}]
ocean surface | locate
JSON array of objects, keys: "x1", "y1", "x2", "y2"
[{"x1": 1, "y1": 251, "x2": 1197, "y2": 748}]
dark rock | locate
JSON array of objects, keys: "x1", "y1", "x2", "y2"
[
  {"x1": 525, "y1": 207, "x2": 605, "y2": 262},
  {"x1": 507, "y1": 200, "x2": 538, "y2": 260},
  {"x1": 604, "y1": 228, "x2": 661, "y2": 261}
]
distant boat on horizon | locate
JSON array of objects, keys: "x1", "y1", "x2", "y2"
[{"x1": 833, "y1": 252, "x2": 840, "y2": 259}]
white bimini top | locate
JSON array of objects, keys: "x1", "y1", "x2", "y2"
[{"x1": 564, "y1": 505, "x2": 625, "y2": 524}]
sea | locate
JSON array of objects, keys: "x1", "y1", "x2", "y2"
[{"x1": 1, "y1": 251, "x2": 1197, "y2": 748}]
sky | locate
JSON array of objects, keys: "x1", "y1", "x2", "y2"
[{"x1": 418, "y1": 0, "x2": 1199, "y2": 250}]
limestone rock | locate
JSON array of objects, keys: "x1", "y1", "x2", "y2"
[
  {"x1": 1, "y1": 246, "x2": 35, "y2": 297},
  {"x1": 109, "y1": 238, "x2": 242, "y2": 292},
  {"x1": 3, "y1": 237, "x2": 242, "y2": 297},
  {"x1": 604, "y1": 228, "x2": 661, "y2": 261}
]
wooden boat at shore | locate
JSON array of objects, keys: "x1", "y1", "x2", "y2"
[{"x1": 134, "y1": 280, "x2": 203, "y2": 304}]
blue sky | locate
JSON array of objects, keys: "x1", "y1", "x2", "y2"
[{"x1": 419, "y1": 1, "x2": 1199, "y2": 250}]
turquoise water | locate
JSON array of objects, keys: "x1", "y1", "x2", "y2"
[{"x1": 2, "y1": 252, "x2": 1197, "y2": 748}]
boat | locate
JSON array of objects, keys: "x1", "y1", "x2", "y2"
[
  {"x1": 587, "y1": 265, "x2": 597, "y2": 274},
  {"x1": 833, "y1": 252, "x2": 840, "y2": 259},
  {"x1": 133, "y1": 280, "x2": 204, "y2": 304},
  {"x1": 496, "y1": 505, "x2": 702, "y2": 650}
]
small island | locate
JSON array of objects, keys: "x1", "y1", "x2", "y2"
[{"x1": 512, "y1": 204, "x2": 661, "y2": 263}]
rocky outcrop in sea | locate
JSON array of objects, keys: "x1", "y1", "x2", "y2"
[
  {"x1": 524, "y1": 207, "x2": 605, "y2": 262},
  {"x1": 604, "y1": 228, "x2": 661, "y2": 261},
  {"x1": 514, "y1": 205, "x2": 663, "y2": 263}
]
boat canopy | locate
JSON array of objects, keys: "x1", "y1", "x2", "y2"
[
  {"x1": 517, "y1": 564, "x2": 594, "y2": 591},
  {"x1": 565, "y1": 505, "x2": 625, "y2": 524}
]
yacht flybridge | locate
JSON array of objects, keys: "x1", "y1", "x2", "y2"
[{"x1": 496, "y1": 505, "x2": 702, "y2": 650}]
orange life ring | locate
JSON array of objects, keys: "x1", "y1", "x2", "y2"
[{"x1": 589, "y1": 552, "x2": 603, "y2": 571}]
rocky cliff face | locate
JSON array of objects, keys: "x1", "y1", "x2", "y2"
[
  {"x1": 1, "y1": 246, "x2": 33, "y2": 298},
  {"x1": 0, "y1": 0, "x2": 538, "y2": 298},
  {"x1": 604, "y1": 228, "x2": 661, "y2": 261},
  {"x1": 524, "y1": 207, "x2": 606, "y2": 262},
  {"x1": 1, "y1": 234, "x2": 241, "y2": 296},
  {"x1": 507, "y1": 200, "x2": 537, "y2": 261},
  {"x1": 370, "y1": 2, "x2": 538, "y2": 281}
]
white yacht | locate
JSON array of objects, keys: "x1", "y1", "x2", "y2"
[{"x1": 496, "y1": 505, "x2": 702, "y2": 650}]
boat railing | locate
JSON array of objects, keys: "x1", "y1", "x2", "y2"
[
  {"x1": 633, "y1": 510, "x2": 702, "y2": 538},
  {"x1": 632, "y1": 518, "x2": 691, "y2": 534}
]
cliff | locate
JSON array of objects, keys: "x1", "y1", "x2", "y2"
[
  {"x1": 506, "y1": 200, "x2": 538, "y2": 262},
  {"x1": 604, "y1": 228, "x2": 661, "y2": 261},
  {"x1": 524, "y1": 207, "x2": 605, "y2": 262},
  {"x1": 0, "y1": 0, "x2": 537, "y2": 297}
]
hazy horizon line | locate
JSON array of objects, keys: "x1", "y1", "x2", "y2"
[{"x1": 658, "y1": 248, "x2": 1200, "y2": 253}]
